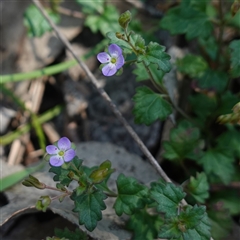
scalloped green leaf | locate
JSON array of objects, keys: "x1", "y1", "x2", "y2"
[
  {"x1": 23, "y1": 4, "x2": 60, "y2": 37},
  {"x1": 197, "y1": 148, "x2": 235, "y2": 184},
  {"x1": 113, "y1": 174, "x2": 148, "y2": 216},
  {"x1": 163, "y1": 120, "x2": 202, "y2": 161},
  {"x1": 133, "y1": 62, "x2": 164, "y2": 85},
  {"x1": 217, "y1": 127, "x2": 240, "y2": 158},
  {"x1": 133, "y1": 86, "x2": 172, "y2": 125},
  {"x1": 160, "y1": 0, "x2": 213, "y2": 40},
  {"x1": 72, "y1": 189, "x2": 107, "y2": 231},
  {"x1": 176, "y1": 54, "x2": 208, "y2": 78},
  {"x1": 159, "y1": 205, "x2": 211, "y2": 240},
  {"x1": 75, "y1": 0, "x2": 104, "y2": 14},
  {"x1": 138, "y1": 42, "x2": 171, "y2": 73},
  {"x1": 84, "y1": 5, "x2": 120, "y2": 35},
  {"x1": 127, "y1": 209, "x2": 163, "y2": 240},
  {"x1": 54, "y1": 227, "x2": 87, "y2": 240},
  {"x1": 196, "y1": 69, "x2": 228, "y2": 93},
  {"x1": 150, "y1": 179, "x2": 186, "y2": 217},
  {"x1": 186, "y1": 172, "x2": 209, "y2": 203}
]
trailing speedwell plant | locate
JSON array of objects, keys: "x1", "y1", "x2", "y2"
[
  {"x1": 22, "y1": 1, "x2": 240, "y2": 239},
  {"x1": 23, "y1": 135, "x2": 211, "y2": 240}
]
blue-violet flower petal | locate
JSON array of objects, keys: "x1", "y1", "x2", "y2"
[
  {"x1": 97, "y1": 44, "x2": 124, "y2": 77},
  {"x1": 46, "y1": 137, "x2": 75, "y2": 167}
]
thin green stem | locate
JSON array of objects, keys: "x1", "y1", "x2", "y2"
[
  {"x1": 0, "y1": 39, "x2": 108, "y2": 84},
  {"x1": 2, "y1": 84, "x2": 46, "y2": 149},
  {"x1": 142, "y1": 62, "x2": 193, "y2": 121},
  {"x1": 0, "y1": 105, "x2": 63, "y2": 145},
  {"x1": 69, "y1": 162, "x2": 82, "y2": 176},
  {"x1": 142, "y1": 61, "x2": 167, "y2": 94},
  {"x1": 124, "y1": 59, "x2": 137, "y2": 65},
  {"x1": 45, "y1": 185, "x2": 66, "y2": 193},
  {"x1": 123, "y1": 28, "x2": 138, "y2": 55},
  {"x1": 50, "y1": 192, "x2": 71, "y2": 201}
]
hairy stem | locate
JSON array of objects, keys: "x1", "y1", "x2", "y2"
[{"x1": 45, "y1": 185, "x2": 72, "y2": 194}]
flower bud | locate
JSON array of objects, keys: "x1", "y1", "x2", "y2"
[
  {"x1": 89, "y1": 160, "x2": 115, "y2": 184},
  {"x1": 118, "y1": 10, "x2": 132, "y2": 29},
  {"x1": 231, "y1": 0, "x2": 240, "y2": 16},
  {"x1": 116, "y1": 32, "x2": 125, "y2": 40},
  {"x1": 36, "y1": 196, "x2": 51, "y2": 212},
  {"x1": 22, "y1": 175, "x2": 46, "y2": 189},
  {"x1": 68, "y1": 171, "x2": 76, "y2": 179}
]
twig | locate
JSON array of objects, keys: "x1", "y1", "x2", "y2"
[
  {"x1": 124, "y1": 0, "x2": 145, "y2": 11},
  {"x1": 32, "y1": 0, "x2": 172, "y2": 183},
  {"x1": 58, "y1": 6, "x2": 84, "y2": 19}
]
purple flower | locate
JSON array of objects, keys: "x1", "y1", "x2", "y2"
[
  {"x1": 46, "y1": 137, "x2": 75, "y2": 167},
  {"x1": 97, "y1": 44, "x2": 124, "y2": 76}
]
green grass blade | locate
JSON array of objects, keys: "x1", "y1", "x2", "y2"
[
  {"x1": 0, "y1": 161, "x2": 45, "y2": 191},
  {"x1": 0, "y1": 105, "x2": 63, "y2": 146}
]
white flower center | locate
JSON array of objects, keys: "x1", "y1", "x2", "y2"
[
  {"x1": 111, "y1": 57, "x2": 117, "y2": 64},
  {"x1": 58, "y1": 150, "x2": 65, "y2": 157}
]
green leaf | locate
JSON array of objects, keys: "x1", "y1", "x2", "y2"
[
  {"x1": 113, "y1": 174, "x2": 148, "y2": 216},
  {"x1": 217, "y1": 127, "x2": 240, "y2": 158},
  {"x1": 133, "y1": 86, "x2": 172, "y2": 125},
  {"x1": 225, "y1": 10, "x2": 240, "y2": 28},
  {"x1": 229, "y1": 40, "x2": 240, "y2": 77},
  {"x1": 158, "y1": 216, "x2": 183, "y2": 239},
  {"x1": 217, "y1": 91, "x2": 240, "y2": 115},
  {"x1": 197, "y1": 149, "x2": 235, "y2": 184},
  {"x1": 23, "y1": 4, "x2": 60, "y2": 37},
  {"x1": 72, "y1": 189, "x2": 107, "y2": 231},
  {"x1": 127, "y1": 209, "x2": 164, "y2": 240},
  {"x1": 84, "y1": 5, "x2": 120, "y2": 35},
  {"x1": 208, "y1": 209, "x2": 233, "y2": 240},
  {"x1": 189, "y1": 93, "x2": 217, "y2": 125},
  {"x1": 160, "y1": 0, "x2": 213, "y2": 40},
  {"x1": 196, "y1": 69, "x2": 228, "y2": 93},
  {"x1": 181, "y1": 206, "x2": 211, "y2": 240},
  {"x1": 150, "y1": 179, "x2": 186, "y2": 217},
  {"x1": 198, "y1": 36, "x2": 218, "y2": 61},
  {"x1": 159, "y1": 205, "x2": 211, "y2": 240},
  {"x1": 176, "y1": 54, "x2": 208, "y2": 78},
  {"x1": 49, "y1": 156, "x2": 83, "y2": 186},
  {"x1": 186, "y1": 172, "x2": 209, "y2": 203},
  {"x1": 133, "y1": 62, "x2": 164, "y2": 85},
  {"x1": 75, "y1": 0, "x2": 104, "y2": 14},
  {"x1": 131, "y1": 33, "x2": 146, "y2": 54},
  {"x1": 137, "y1": 42, "x2": 171, "y2": 73},
  {"x1": 54, "y1": 227, "x2": 87, "y2": 240},
  {"x1": 189, "y1": 91, "x2": 239, "y2": 126},
  {"x1": 163, "y1": 120, "x2": 202, "y2": 161},
  {"x1": 210, "y1": 190, "x2": 240, "y2": 215}
]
